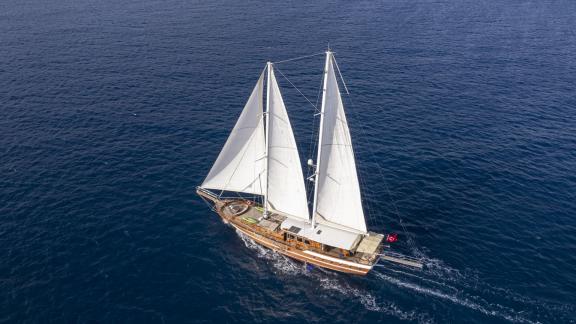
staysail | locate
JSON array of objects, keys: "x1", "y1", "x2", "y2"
[
  {"x1": 201, "y1": 71, "x2": 266, "y2": 195},
  {"x1": 265, "y1": 66, "x2": 310, "y2": 221},
  {"x1": 313, "y1": 52, "x2": 367, "y2": 233}
]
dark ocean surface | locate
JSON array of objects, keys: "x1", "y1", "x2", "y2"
[{"x1": 1, "y1": 0, "x2": 575, "y2": 323}]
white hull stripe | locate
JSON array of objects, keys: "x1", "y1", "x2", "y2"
[
  {"x1": 231, "y1": 224, "x2": 370, "y2": 274},
  {"x1": 284, "y1": 248, "x2": 368, "y2": 274},
  {"x1": 303, "y1": 250, "x2": 373, "y2": 270}
]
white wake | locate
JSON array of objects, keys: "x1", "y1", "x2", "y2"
[{"x1": 236, "y1": 229, "x2": 434, "y2": 323}]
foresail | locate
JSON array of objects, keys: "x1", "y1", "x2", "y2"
[
  {"x1": 315, "y1": 54, "x2": 367, "y2": 233},
  {"x1": 266, "y1": 68, "x2": 310, "y2": 221},
  {"x1": 201, "y1": 72, "x2": 266, "y2": 195}
]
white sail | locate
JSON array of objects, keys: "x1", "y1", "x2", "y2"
[
  {"x1": 314, "y1": 52, "x2": 367, "y2": 233},
  {"x1": 201, "y1": 71, "x2": 266, "y2": 195},
  {"x1": 265, "y1": 67, "x2": 310, "y2": 221}
]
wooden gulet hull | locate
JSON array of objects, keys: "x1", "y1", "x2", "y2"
[
  {"x1": 198, "y1": 189, "x2": 379, "y2": 276},
  {"x1": 231, "y1": 221, "x2": 372, "y2": 275}
]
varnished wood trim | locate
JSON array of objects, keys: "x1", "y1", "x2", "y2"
[
  {"x1": 231, "y1": 224, "x2": 370, "y2": 275},
  {"x1": 303, "y1": 250, "x2": 373, "y2": 270}
]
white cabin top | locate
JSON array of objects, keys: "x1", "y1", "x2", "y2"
[{"x1": 280, "y1": 218, "x2": 362, "y2": 251}]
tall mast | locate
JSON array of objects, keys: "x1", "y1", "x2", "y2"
[
  {"x1": 263, "y1": 62, "x2": 272, "y2": 218},
  {"x1": 311, "y1": 51, "x2": 331, "y2": 228}
]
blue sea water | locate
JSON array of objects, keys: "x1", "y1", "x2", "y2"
[{"x1": 1, "y1": 0, "x2": 575, "y2": 322}]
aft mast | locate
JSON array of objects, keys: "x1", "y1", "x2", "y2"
[
  {"x1": 311, "y1": 50, "x2": 367, "y2": 234},
  {"x1": 311, "y1": 50, "x2": 331, "y2": 229}
]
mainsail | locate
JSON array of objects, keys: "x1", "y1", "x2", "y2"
[
  {"x1": 201, "y1": 71, "x2": 266, "y2": 195},
  {"x1": 265, "y1": 66, "x2": 310, "y2": 221},
  {"x1": 201, "y1": 65, "x2": 309, "y2": 222},
  {"x1": 313, "y1": 52, "x2": 367, "y2": 233}
]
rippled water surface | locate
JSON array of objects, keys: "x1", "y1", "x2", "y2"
[{"x1": 1, "y1": 0, "x2": 575, "y2": 323}]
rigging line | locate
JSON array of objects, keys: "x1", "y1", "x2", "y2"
[
  {"x1": 272, "y1": 52, "x2": 325, "y2": 64},
  {"x1": 330, "y1": 56, "x2": 381, "y2": 229},
  {"x1": 199, "y1": 193, "x2": 217, "y2": 212},
  {"x1": 274, "y1": 67, "x2": 318, "y2": 112},
  {"x1": 307, "y1": 69, "x2": 325, "y2": 159},
  {"x1": 352, "y1": 96, "x2": 416, "y2": 251},
  {"x1": 306, "y1": 69, "x2": 325, "y2": 205},
  {"x1": 353, "y1": 140, "x2": 381, "y2": 229},
  {"x1": 332, "y1": 56, "x2": 350, "y2": 95},
  {"x1": 353, "y1": 147, "x2": 378, "y2": 227},
  {"x1": 349, "y1": 92, "x2": 410, "y2": 242},
  {"x1": 336, "y1": 60, "x2": 418, "y2": 252}
]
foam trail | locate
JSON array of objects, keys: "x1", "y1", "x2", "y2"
[
  {"x1": 237, "y1": 231, "x2": 572, "y2": 323},
  {"x1": 409, "y1": 253, "x2": 575, "y2": 320},
  {"x1": 374, "y1": 271, "x2": 539, "y2": 324},
  {"x1": 318, "y1": 277, "x2": 434, "y2": 324},
  {"x1": 235, "y1": 230, "x2": 434, "y2": 323}
]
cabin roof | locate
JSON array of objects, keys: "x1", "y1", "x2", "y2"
[{"x1": 280, "y1": 218, "x2": 362, "y2": 250}]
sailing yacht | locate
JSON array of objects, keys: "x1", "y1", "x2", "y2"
[{"x1": 197, "y1": 51, "x2": 418, "y2": 275}]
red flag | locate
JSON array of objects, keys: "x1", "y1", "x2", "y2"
[{"x1": 386, "y1": 233, "x2": 398, "y2": 243}]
